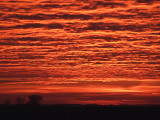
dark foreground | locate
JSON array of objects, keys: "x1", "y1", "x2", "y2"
[{"x1": 0, "y1": 104, "x2": 160, "y2": 120}]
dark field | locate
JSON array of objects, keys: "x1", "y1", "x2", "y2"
[{"x1": 0, "y1": 105, "x2": 160, "y2": 120}]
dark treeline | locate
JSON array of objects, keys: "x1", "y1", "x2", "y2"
[
  {"x1": 3, "y1": 94, "x2": 42, "y2": 105},
  {"x1": 1, "y1": 95, "x2": 160, "y2": 120}
]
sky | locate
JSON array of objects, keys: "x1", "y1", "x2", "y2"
[{"x1": 0, "y1": 0, "x2": 160, "y2": 105}]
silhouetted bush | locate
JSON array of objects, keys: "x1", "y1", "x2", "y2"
[
  {"x1": 28, "y1": 95, "x2": 42, "y2": 105},
  {"x1": 4, "y1": 98, "x2": 11, "y2": 105},
  {"x1": 15, "y1": 97, "x2": 25, "y2": 105}
]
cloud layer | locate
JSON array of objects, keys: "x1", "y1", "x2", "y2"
[{"x1": 0, "y1": 0, "x2": 160, "y2": 104}]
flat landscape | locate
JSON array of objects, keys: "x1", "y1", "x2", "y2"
[{"x1": 0, "y1": 105, "x2": 160, "y2": 119}]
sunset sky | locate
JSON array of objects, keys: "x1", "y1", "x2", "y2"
[{"x1": 0, "y1": 0, "x2": 160, "y2": 105}]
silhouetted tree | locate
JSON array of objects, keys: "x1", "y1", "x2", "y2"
[
  {"x1": 28, "y1": 95, "x2": 42, "y2": 105},
  {"x1": 16, "y1": 97, "x2": 25, "y2": 105},
  {"x1": 4, "y1": 98, "x2": 11, "y2": 105}
]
